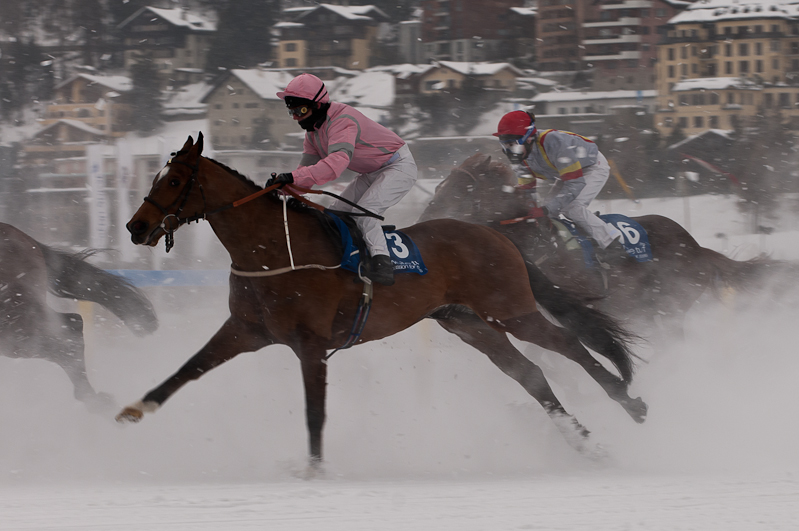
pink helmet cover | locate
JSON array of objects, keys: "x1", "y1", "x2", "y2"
[{"x1": 276, "y1": 73, "x2": 330, "y2": 103}]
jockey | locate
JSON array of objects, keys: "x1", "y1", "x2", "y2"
[
  {"x1": 271, "y1": 73, "x2": 418, "y2": 286},
  {"x1": 494, "y1": 110, "x2": 624, "y2": 264}
]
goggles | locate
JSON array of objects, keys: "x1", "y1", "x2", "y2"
[{"x1": 287, "y1": 104, "x2": 313, "y2": 119}]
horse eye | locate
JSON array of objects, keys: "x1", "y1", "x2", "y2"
[{"x1": 169, "y1": 178, "x2": 181, "y2": 187}]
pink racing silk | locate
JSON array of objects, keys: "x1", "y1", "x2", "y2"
[{"x1": 292, "y1": 102, "x2": 405, "y2": 188}]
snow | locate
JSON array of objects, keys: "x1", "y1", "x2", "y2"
[
  {"x1": 532, "y1": 89, "x2": 658, "y2": 103},
  {"x1": 2, "y1": 193, "x2": 799, "y2": 528},
  {"x1": 670, "y1": 77, "x2": 761, "y2": 92}
]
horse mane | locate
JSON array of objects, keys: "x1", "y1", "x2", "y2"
[{"x1": 203, "y1": 156, "x2": 310, "y2": 213}]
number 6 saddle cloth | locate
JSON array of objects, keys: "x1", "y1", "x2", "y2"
[
  {"x1": 553, "y1": 213, "x2": 653, "y2": 268},
  {"x1": 324, "y1": 210, "x2": 428, "y2": 275}
]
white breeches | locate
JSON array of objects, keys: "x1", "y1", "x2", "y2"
[
  {"x1": 328, "y1": 144, "x2": 418, "y2": 256},
  {"x1": 562, "y1": 153, "x2": 621, "y2": 249}
]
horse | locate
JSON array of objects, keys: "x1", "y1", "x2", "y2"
[
  {"x1": 116, "y1": 133, "x2": 648, "y2": 469},
  {"x1": 0, "y1": 222, "x2": 158, "y2": 414},
  {"x1": 420, "y1": 153, "x2": 785, "y2": 341}
]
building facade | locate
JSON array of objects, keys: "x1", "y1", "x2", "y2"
[{"x1": 655, "y1": 0, "x2": 799, "y2": 138}]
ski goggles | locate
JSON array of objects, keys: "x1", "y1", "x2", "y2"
[{"x1": 287, "y1": 104, "x2": 313, "y2": 119}]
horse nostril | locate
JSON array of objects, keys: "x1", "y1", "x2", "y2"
[{"x1": 127, "y1": 220, "x2": 148, "y2": 236}]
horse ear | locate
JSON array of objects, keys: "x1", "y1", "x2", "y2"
[
  {"x1": 180, "y1": 135, "x2": 194, "y2": 152},
  {"x1": 196, "y1": 132, "x2": 204, "y2": 155},
  {"x1": 476, "y1": 153, "x2": 492, "y2": 175}
]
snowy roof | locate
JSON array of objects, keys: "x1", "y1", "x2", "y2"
[
  {"x1": 274, "y1": 21, "x2": 305, "y2": 28},
  {"x1": 510, "y1": 7, "x2": 537, "y2": 16},
  {"x1": 532, "y1": 89, "x2": 657, "y2": 102},
  {"x1": 297, "y1": 4, "x2": 389, "y2": 22},
  {"x1": 433, "y1": 61, "x2": 525, "y2": 76},
  {"x1": 162, "y1": 82, "x2": 213, "y2": 116},
  {"x1": 667, "y1": 0, "x2": 797, "y2": 25},
  {"x1": 331, "y1": 71, "x2": 395, "y2": 108},
  {"x1": 367, "y1": 63, "x2": 436, "y2": 79},
  {"x1": 668, "y1": 128, "x2": 734, "y2": 149},
  {"x1": 55, "y1": 73, "x2": 132, "y2": 93},
  {"x1": 670, "y1": 77, "x2": 761, "y2": 91},
  {"x1": 204, "y1": 70, "x2": 295, "y2": 102},
  {"x1": 35, "y1": 119, "x2": 108, "y2": 138},
  {"x1": 118, "y1": 6, "x2": 216, "y2": 32}
]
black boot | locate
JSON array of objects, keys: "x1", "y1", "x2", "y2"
[
  {"x1": 595, "y1": 239, "x2": 626, "y2": 269},
  {"x1": 365, "y1": 254, "x2": 395, "y2": 286}
]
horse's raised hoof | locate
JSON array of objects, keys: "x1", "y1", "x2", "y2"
[
  {"x1": 624, "y1": 396, "x2": 648, "y2": 424},
  {"x1": 115, "y1": 406, "x2": 144, "y2": 423}
]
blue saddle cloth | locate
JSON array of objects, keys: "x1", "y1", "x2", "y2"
[
  {"x1": 558, "y1": 213, "x2": 653, "y2": 268},
  {"x1": 326, "y1": 212, "x2": 428, "y2": 275}
]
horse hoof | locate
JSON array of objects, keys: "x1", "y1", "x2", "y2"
[
  {"x1": 115, "y1": 407, "x2": 144, "y2": 423},
  {"x1": 625, "y1": 396, "x2": 648, "y2": 424}
]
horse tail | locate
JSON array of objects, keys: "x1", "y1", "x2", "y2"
[
  {"x1": 701, "y1": 247, "x2": 793, "y2": 297},
  {"x1": 39, "y1": 245, "x2": 159, "y2": 337},
  {"x1": 524, "y1": 260, "x2": 638, "y2": 384}
]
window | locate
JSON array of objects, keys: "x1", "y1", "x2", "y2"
[
  {"x1": 771, "y1": 25, "x2": 779, "y2": 33},
  {"x1": 755, "y1": 25, "x2": 763, "y2": 34},
  {"x1": 739, "y1": 61, "x2": 749, "y2": 73},
  {"x1": 756, "y1": 60, "x2": 764, "y2": 73},
  {"x1": 681, "y1": 47, "x2": 687, "y2": 59},
  {"x1": 773, "y1": 58, "x2": 780, "y2": 69},
  {"x1": 678, "y1": 117, "x2": 688, "y2": 128},
  {"x1": 792, "y1": 42, "x2": 799, "y2": 54},
  {"x1": 285, "y1": 42, "x2": 297, "y2": 52},
  {"x1": 656, "y1": 8, "x2": 666, "y2": 17},
  {"x1": 739, "y1": 43, "x2": 749, "y2": 56},
  {"x1": 694, "y1": 116, "x2": 704, "y2": 128},
  {"x1": 725, "y1": 43, "x2": 732, "y2": 57},
  {"x1": 681, "y1": 63, "x2": 687, "y2": 76},
  {"x1": 765, "y1": 93, "x2": 774, "y2": 108},
  {"x1": 286, "y1": 58, "x2": 297, "y2": 67},
  {"x1": 692, "y1": 63, "x2": 698, "y2": 73},
  {"x1": 780, "y1": 93, "x2": 791, "y2": 108},
  {"x1": 245, "y1": 102, "x2": 258, "y2": 108},
  {"x1": 668, "y1": 65, "x2": 675, "y2": 77},
  {"x1": 756, "y1": 42, "x2": 763, "y2": 55},
  {"x1": 558, "y1": 107, "x2": 567, "y2": 114},
  {"x1": 710, "y1": 93, "x2": 719, "y2": 104},
  {"x1": 572, "y1": 107, "x2": 579, "y2": 114},
  {"x1": 692, "y1": 94, "x2": 705, "y2": 105},
  {"x1": 725, "y1": 61, "x2": 733, "y2": 74},
  {"x1": 709, "y1": 116, "x2": 719, "y2": 128},
  {"x1": 727, "y1": 93, "x2": 735, "y2": 104},
  {"x1": 771, "y1": 40, "x2": 780, "y2": 52},
  {"x1": 668, "y1": 48, "x2": 675, "y2": 60}
]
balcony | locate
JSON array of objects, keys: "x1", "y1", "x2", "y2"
[
  {"x1": 583, "y1": 35, "x2": 642, "y2": 45},
  {"x1": 582, "y1": 50, "x2": 642, "y2": 61},
  {"x1": 583, "y1": 17, "x2": 641, "y2": 28},
  {"x1": 601, "y1": 0, "x2": 652, "y2": 8}
]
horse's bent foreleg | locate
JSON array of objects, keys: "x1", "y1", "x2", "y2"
[
  {"x1": 434, "y1": 313, "x2": 593, "y2": 448},
  {"x1": 116, "y1": 317, "x2": 276, "y2": 422},
  {"x1": 500, "y1": 312, "x2": 648, "y2": 423}
]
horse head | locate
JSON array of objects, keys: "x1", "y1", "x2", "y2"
[
  {"x1": 127, "y1": 133, "x2": 207, "y2": 250},
  {"x1": 419, "y1": 153, "x2": 528, "y2": 224}
]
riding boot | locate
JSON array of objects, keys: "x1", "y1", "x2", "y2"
[
  {"x1": 365, "y1": 254, "x2": 395, "y2": 286},
  {"x1": 594, "y1": 238, "x2": 626, "y2": 269}
]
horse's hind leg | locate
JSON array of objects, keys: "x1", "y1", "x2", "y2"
[
  {"x1": 501, "y1": 312, "x2": 648, "y2": 423},
  {"x1": 433, "y1": 311, "x2": 593, "y2": 450}
]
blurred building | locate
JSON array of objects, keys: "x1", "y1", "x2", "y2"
[
  {"x1": 117, "y1": 6, "x2": 216, "y2": 87},
  {"x1": 274, "y1": 4, "x2": 389, "y2": 70},
  {"x1": 655, "y1": 0, "x2": 799, "y2": 138}
]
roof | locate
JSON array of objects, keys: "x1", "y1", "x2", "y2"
[
  {"x1": 667, "y1": 0, "x2": 797, "y2": 25},
  {"x1": 118, "y1": 6, "x2": 216, "y2": 32},
  {"x1": 35, "y1": 119, "x2": 108, "y2": 138},
  {"x1": 510, "y1": 6, "x2": 537, "y2": 16},
  {"x1": 54, "y1": 73, "x2": 132, "y2": 93},
  {"x1": 532, "y1": 89, "x2": 657, "y2": 102},
  {"x1": 668, "y1": 128, "x2": 734, "y2": 149},
  {"x1": 367, "y1": 63, "x2": 436, "y2": 79},
  {"x1": 297, "y1": 4, "x2": 389, "y2": 22},
  {"x1": 331, "y1": 71, "x2": 395, "y2": 108},
  {"x1": 162, "y1": 82, "x2": 213, "y2": 116},
  {"x1": 670, "y1": 77, "x2": 761, "y2": 91},
  {"x1": 432, "y1": 61, "x2": 525, "y2": 76},
  {"x1": 202, "y1": 69, "x2": 295, "y2": 102}
]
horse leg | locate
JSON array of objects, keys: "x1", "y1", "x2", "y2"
[
  {"x1": 294, "y1": 343, "x2": 328, "y2": 468},
  {"x1": 500, "y1": 312, "x2": 648, "y2": 423},
  {"x1": 48, "y1": 312, "x2": 116, "y2": 414},
  {"x1": 116, "y1": 316, "x2": 276, "y2": 422},
  {"x1": 433, "y1": 312, "x2": 594, "y2": 451}
]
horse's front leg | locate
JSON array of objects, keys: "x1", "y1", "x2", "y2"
[
  {"x1": 116, "y1": 316, "x2": 275, "y2": 422},
  {"x1": 295, "y1": 342, "x2": 329, "y2": 468}
]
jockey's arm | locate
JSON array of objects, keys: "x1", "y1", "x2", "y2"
[
  {"x1": 298, "y1": 153, "x2": 321, "y2": 167},
  {"x1": 543, "y1": 176, "x2": 586, "y2": 216},
  {"x1": 292, "y1": 118, "x2": 358, "y2": 187}
]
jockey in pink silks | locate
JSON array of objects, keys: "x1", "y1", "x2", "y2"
[{"x1": 271, "y1": 73, "x2": 417, "y2": 286}]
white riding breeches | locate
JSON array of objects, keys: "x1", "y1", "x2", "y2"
[
  {"x1": 328, "y1": 144, "x2": 418, "y2": 257},
  {"x1": 561, "y1": 153, "x2": 621, "y2": 249}
]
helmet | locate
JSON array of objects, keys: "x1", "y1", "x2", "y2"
[
  {"x1": 494, "y1": 110, "x2": 535, "y2": 137},
  {"x1": 276, "y1": 73, "x2": 330, "y2": 104}
]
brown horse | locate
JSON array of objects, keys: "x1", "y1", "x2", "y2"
[
  {"x1": 116, "y1": 133, "x2": 647, "y2": 467},
  {"x1": 420, "y1": 153, "x2": 784, "y2": 340},
  {"x1": 0, "y1": 223, "x2": 158, "y2": 413}
]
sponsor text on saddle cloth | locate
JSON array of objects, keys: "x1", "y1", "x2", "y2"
[
  {"x1": 327, "y1": 211, "x2": 428, "y2": 275},
  {"x1": 555, "y1": 213, "x2": 653, "y2": 268}
]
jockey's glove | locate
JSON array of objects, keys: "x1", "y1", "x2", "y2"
[
  {"x1": 528, "y1": 206, "x2": 549, "y2": 218},
  {"x1": 268, "y1": 172, "x2": 294, "y2": 188}
]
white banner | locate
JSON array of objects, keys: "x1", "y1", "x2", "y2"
[
  {"x1": 115, "y1": 138, "x2": 135, "y2": 262},
  {"x1": 86, "y1": 144, "x2": 109, "y2": 249}
]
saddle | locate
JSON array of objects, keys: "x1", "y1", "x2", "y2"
[{"x1": 550, "y1": 214, "x2": 653, "y2": 269}]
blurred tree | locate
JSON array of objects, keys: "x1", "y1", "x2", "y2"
[
  {"x1": 205, "y1": 0, "x2": 279, "y2": 75},
  {"x1": 72, "y1": 0, "x2": 107, "y2": 67},
  {"x1": 129, "y1": 57, "x2": 163, "y2": 134}
]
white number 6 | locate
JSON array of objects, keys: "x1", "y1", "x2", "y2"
[{"x1": 615, "y1": 221, "x2": 640, "y2": 244}]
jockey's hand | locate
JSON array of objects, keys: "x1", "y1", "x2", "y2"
[
  {"x1": 267, "y1": 172, "x2": 294, "y2": 188},
  {"x1": 528, "y1": 206, "x2": 549, "y2": 219}
]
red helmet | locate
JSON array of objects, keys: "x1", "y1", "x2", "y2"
[{"x1": 494, "y1": 110, "x2": 535, "y2": 137}]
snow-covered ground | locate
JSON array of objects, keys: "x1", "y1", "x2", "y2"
[{"x1": 1, "y1": 194, "x2": 799, "y2": 529}]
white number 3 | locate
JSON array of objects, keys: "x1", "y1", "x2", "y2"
[{"x1": 387, "y1": 233, "x2": 409, "y2": 258}]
